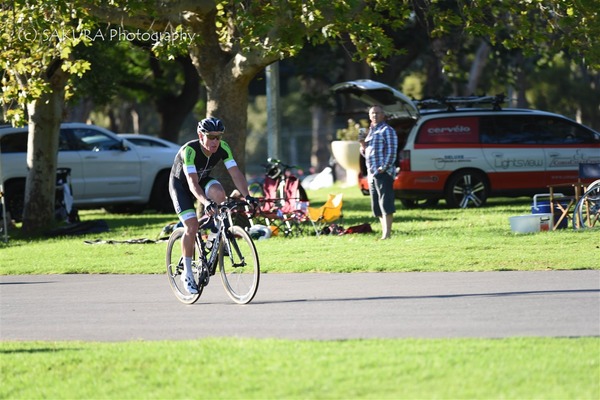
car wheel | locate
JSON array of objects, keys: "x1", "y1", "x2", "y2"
[
  {"x1": 445, "y1": 170, "x2": 488, "y2": 208},
  {"x1": 150, "y1": 171, "x2": 174, "y2": 213}
]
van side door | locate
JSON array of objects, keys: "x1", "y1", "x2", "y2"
[
  {"x1": 480, "y1": 115, "x2": 547, "y2": 190},
  {"x1": 533, "y1": 116, "x2": 600, "y2": 186}
]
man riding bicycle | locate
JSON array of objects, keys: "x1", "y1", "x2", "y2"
[{"x1": 169, "y1": 117, "x2": 255, "y2": 294}]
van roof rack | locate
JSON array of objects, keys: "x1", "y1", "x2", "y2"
[{"x1": 415, "y1": 94, "x2": 506, "y2": 111}]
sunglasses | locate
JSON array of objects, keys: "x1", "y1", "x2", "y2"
[{"x1": 202, "y1": 133, "x2": 223, "y2": 141}]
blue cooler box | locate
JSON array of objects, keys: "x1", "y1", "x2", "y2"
[{"x1": 531, "y1": 193, "x2": 568, "y2": 229}]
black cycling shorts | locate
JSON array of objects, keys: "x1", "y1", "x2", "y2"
[{"x1": 169, "y1": 175, "x2": 219, "y2": 221}]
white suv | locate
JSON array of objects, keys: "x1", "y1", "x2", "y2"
[
  {"x1": 332, "y1": 80, "x2": 600, "y2": 208},
  {"x1": 0, "y1": 123, "x2": 179, "y2": 220}
]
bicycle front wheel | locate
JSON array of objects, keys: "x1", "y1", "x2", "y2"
[
  {"x1": 219, "y1": 225, "x2": 260, "y2": 304},
  {"x1": 166, "y1": 228, "x2": 203, "y2": 304}
]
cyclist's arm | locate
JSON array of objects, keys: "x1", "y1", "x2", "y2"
[{"x1": 227, "y1": 165, "x2": 250, "y2": 197}]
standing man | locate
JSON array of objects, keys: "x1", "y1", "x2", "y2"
[
  {"x1": 169, "y1": 117, "x2": 254, "y2": 294},
  {"x1": 359, "y1": 105, "x2": 398, "y2": 240}
]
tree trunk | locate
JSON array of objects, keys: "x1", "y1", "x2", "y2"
[
  {"x1": 155, "y1": 56, "x2": 201, "y2": 144},
  {"x1": 201, "y1": 75, "x2": 253, "y2": 193},
  {"x1": 515, "y1": 53, "x2": 528, "y2": 108},
  {"x1": 186, "y1": 9, "x2": 276, "y2": 192},
  {"x1": 311, "y1": 104, "x2": 333, "y2": 171},
  {"x1": 465, "y1": 41, "x2": 490, "y2": 96},
  {"x1": 21, "y1": 61, "x2": 69, "y2": 235}
]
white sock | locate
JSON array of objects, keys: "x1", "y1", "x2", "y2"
[{"x1": 183, "y1": 257, "x2": 193, "y2": 278}]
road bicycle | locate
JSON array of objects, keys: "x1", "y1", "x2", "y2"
[
  {"x1": 166, "y1": 198, "x2": 260, "y2": 305},
  {"x1": 573, "y1": 179, "x2": 600, "y2": 229},
  {"x1": 248, "y1": 157, "x2": 309, "y2": 202},
  {"x1": 246, "y1": 158, "x2": 309, "y2": 237}
]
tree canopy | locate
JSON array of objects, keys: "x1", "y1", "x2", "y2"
[{"x1": 1, "y1": 0, "x2": 597, "y2": 235}]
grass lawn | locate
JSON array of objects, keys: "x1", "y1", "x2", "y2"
[
  {"x1": 1, "y1": 338, "x2": 598, "y2": 399},
  {"x1": 1, "y1": 184, "x2": 598, "y2": 274},
  {"x1": 1, "y1": 184, "x2": 598, "y2": 399}
]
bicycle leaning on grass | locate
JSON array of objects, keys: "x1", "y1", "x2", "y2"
[{"x1": 166, "y1": 198, "x2": 260, "y2": 305}]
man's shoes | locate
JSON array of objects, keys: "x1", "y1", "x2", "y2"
[{"x1": 180, "y1": 275, "x2": 199, "y2": 294}]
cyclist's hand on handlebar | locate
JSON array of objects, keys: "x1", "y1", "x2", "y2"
[
  {"x1": 245, "y1": 194, "x2": 259, "y2": 208},
  {"x1": 204, "y1": 200, "x2": 217, "y2": 216}
]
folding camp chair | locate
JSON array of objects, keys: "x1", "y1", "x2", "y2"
[
  {"x1": 307, "y1": 193, "x2": 343, "y2": 236},
  {"x1": 549, "y1": 162, "x2": 600, "y2": 229},
  {"x1": 249, "y1": 175, "x2": 308, "y2": 237}
]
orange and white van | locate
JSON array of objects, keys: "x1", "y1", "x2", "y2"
[{"x1": 332, "y1": 79, "x2": 600, "y2": 208}]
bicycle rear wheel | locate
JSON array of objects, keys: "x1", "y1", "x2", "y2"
[
  {"x1": 166, "y1": 227, "x2": 203, "y2": 304},
  {"x1": 219, "y1": 225, "x2": 260, "y2": 304},
  {"x1": 574, "y1": 179, "x2": 600, "y2": 229}
]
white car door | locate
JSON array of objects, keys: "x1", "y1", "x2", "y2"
[
  {"x1": 64, "y1": 127, "x2": 142, "y2": 200},
  {"x1": 56, "y1": 130, "x2": 85, "y2": 198}
]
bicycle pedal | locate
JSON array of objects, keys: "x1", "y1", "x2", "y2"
[
  {"x1": 199, "y1": 266, "x2": 210, "y2": 286},
  {"x1": 201, "y1": 275, "x2": 210, "y2": 286}
]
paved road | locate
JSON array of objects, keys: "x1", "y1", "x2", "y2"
[{"x1": 1, "y1": 271, "x2": 598, "y2": 341}]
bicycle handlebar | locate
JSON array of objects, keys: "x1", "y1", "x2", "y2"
[
  {"x1": 264, "y1": 157, "x2": 298, "y2": 172},
  {"x1": 213, "y1": 198, "x2": 256, "y2": 214}
]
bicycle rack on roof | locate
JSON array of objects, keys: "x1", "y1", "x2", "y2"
[{"x1": 415, "y1": 94, "x2": 506, "y2": 112}]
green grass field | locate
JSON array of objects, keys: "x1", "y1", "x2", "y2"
[
  {"x1": 1, "y1": 185, "x2": 598, "y2": 399},
  {"x1": 1, "y1": 338, "x2": 598, "y2": 399},
  {"x1": 1, "y1": 185, "x2": 598, "y2": 274}
]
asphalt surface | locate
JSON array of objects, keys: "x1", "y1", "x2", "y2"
[{"x1": 1, "y1": 271, "x2": 599, "y2": 341}]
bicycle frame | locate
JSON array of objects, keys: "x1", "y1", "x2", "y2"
[{"x1": 196, "y1": 202, "x2": 247, "y2": 284}]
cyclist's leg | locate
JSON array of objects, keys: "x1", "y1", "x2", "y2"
[
  {"x1": 170, "y1": 177, "x2": 200, "y2": 294},
  {"x1": 180, "y1": 212, "x2": 199, "y2": 287},
  {"x1": 204, "y1": 178, "x2": 226, "y2": 204}
]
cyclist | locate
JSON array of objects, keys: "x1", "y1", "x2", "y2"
[{"x1": 169, "y1": 117, "x2": 255, "y2": 294}]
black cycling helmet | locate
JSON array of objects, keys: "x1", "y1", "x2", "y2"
[
  {"x1": 198, "y1": 117, "x2": 225, "y2": 134},
  {"x1": 266, "y1": 165, "x2": 283, "y2": 180}
]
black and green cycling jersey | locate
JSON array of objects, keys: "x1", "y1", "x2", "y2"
[
  {"x1": 170, "y1": 139, "x2": 237, "y2": 187},
  {"x1": 169, "y1": 139, "x2": 238, "y2": 218}
]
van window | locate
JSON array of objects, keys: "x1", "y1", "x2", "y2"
[
  {"x1": 480, "y1": 116, "x2": 538, "y2": 144},
  {"x1": 416, "y1": 117, "x2": 479, "y2": 144},
  {"x1": 534, "y1": 117, "x2": 599, "y2": 144},
  {"x1": 480, "y1": 115, "x2": 599, "y2": 145}
]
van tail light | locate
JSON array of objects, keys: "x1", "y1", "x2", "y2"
[{"x1": 399, "y1": 150, "x2": 411, "y2": 171}]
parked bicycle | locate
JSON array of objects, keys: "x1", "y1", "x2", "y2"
[
  {"x1": 166, "y1": 198, "x2": 260, "y2": 305},
  {"x1": 249, "y1": 158, "x2": 309, "y2": 202},
  {"x1": 573, "y1": 179, "x2": 600, "y2": 229},
  {"x1": 246, "y1": 158, "x2": 310, "y2": 236}
]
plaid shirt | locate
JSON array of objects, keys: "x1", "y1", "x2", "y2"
[{"x1": 364, "y1": 121, "x2": 398, "y2": 178}]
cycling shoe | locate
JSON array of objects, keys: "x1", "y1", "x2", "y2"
[{"x1": 180, "y1": 275, "x2": 199, "y2": 294}]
